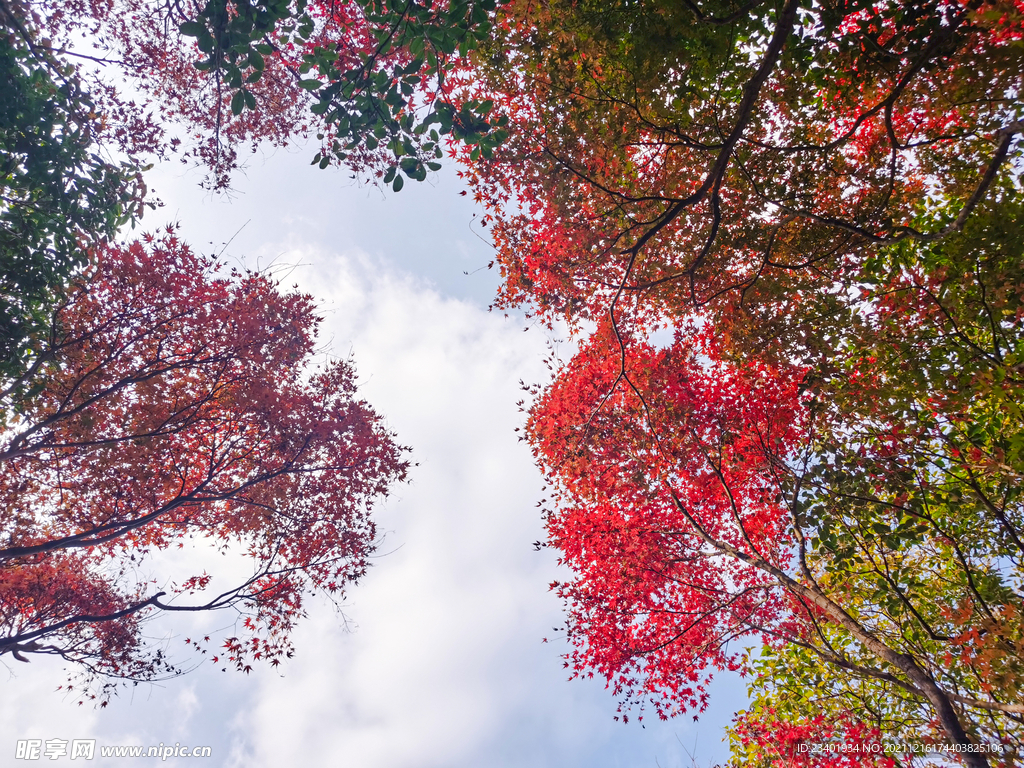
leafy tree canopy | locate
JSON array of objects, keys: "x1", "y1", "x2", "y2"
[
  {"x1": 455, "y1": 1, "x2": 1024, "y2": 765},
  {"x1": 12, "y1": 0, "x2": 1024, "y2": 758},
  {"x1": 20, "y1": 0, "x2": 505, "y2": 190},
  {"x1": 0, "y1": 6, "x2": 145, "y2": 380},
  {"x1": 0, "y1": 230, "x2": 408, "y2": 700}
]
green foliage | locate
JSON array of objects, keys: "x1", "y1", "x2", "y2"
[
  {"x1": 0, "y1": 26, "x2": 143, "y2": 380},
  {"x1": 729, "y1": 190, "x2": 1024, "y2": 762},
  {"x1": 181, "y1": 0, "x2": 506, "y2": 190}
]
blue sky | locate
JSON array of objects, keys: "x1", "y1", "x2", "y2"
[{"x1": 2, "y1": 144, "x2": 748, "y2": 767}]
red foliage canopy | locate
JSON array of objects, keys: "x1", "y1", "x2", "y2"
[
  {"x1": 530, "y1": 324, "x2": 807, "y2": 718},
  {"x1": 465, "y1": 1, "x2": 1024, "y2": 762},
  {"x1": 0, "y1": 230, "x2": 408, "y2": 700}
]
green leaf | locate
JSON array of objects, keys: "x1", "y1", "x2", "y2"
[{"x1": 179, "y1": 21, "x2": 207, "y2": 37}]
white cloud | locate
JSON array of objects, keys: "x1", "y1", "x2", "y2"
[{"x1": 223, "y1": 246, "x2": 562, "y2": 767}]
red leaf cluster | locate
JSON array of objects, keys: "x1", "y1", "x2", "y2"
[
  {"x1": 530, "y1": 324, "x2": 807, "y2": 718},
  {"x1": 0, "y1": 229, "x2": 408, "y2": 698}
]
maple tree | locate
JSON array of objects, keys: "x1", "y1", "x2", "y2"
[
  {"x1": 459, "y1": 0, "x2": 1022, "y2": 326},
  {"x1": 452, "y1": 0, "x2": 1024, "y2": 765},
  {"x1": 0, "y1": 230, "x2": 408, "y2": 700},
  {"x1": 527, "y1": 198, "x2": 1024, "y2": 766},
  {"x1": 720, "y1": 191, "x2": 1024, "y2": 766}
]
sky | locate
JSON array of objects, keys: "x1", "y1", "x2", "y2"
[{"x1": 1, "y1": 143, "x2": 749, "y2": 767}]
